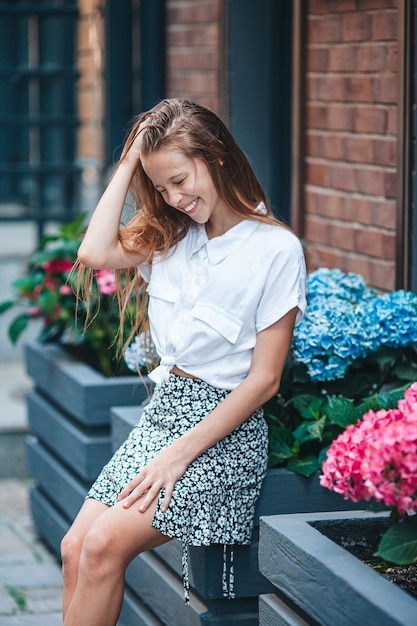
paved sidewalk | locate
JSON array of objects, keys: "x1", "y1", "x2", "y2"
[{"x1": 0, "y1": 478, "x2": 62, "y2": 625}]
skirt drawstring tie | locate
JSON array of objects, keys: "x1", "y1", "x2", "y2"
[
  {"x1": 222, "y1": 544, "x2": 235, "y2": 599},
  {"x1": 182, "y1": 542, "x2": 190, "y2": 605}
]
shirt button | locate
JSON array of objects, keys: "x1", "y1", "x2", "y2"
[{"x1": 194, "y1": 277, "x2": 202, "y2": 286}]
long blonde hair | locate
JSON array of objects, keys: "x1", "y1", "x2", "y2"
[{"x1": 79, "y1": 99, "x2": 287, "y2": 365}]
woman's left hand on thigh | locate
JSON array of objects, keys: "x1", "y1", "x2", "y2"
[{"x1": 117, "y1": 445, "x2": 188, "y2": 514}]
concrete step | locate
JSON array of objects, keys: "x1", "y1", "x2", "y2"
[
  {"x1": 0, "y1": 432, "x2": 30, "y2": 480},
  {"x1": 0, "y1": 478, "x2": 63, "y2": 624},
  {"x1": 0, "y1": 613, "x2": 62, "y2": 625},
  {"x1": 0, "y1": 361, "x2": 33, "y2": 479}
]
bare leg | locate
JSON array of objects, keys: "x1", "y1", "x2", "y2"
[
  {"x1": 61, "y1": 499, "x2": 110, "y2": 618},
  {"x1": 62, "y1": 495, "x2": 171, "y2": 626}
]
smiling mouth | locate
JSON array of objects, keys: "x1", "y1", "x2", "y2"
[{"x1": 181, "y1": 198, "x2": 199, "y2": 213}]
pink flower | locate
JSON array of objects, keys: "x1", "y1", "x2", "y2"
[
  {"x1": 320, "y1": 383, "x2": 417, "y2": 515},
  {"x1": 29, "y1": 285, "x2": 42, "y2": 301},
  {"x1": 95, "y1": 270, "x2": 117, "y2": 295},
  {"x1": 43, "y1": 259, "x2": 73, "y2": 274},
  {"x1": 59, "y1": 284, "x2": 73, "y2": 296},
  {"x1": 44, "y1": 277, "x2": 56, "y2": 290}
]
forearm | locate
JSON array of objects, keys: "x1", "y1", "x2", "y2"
[
  {"x1": 174, "y1": 371, "x2": 278, "y2": 465},
  {"x1": 172, "y1": 311, "x2": 297, "y2": 466},
  {"x1": 78, "y1": 156, "x2": 142, "y2": 269}
]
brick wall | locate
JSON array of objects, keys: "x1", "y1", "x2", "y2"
[
  {"x1": 77, "y1": 0, "x2": 104, "y2": 163},
  {"x1": 166, "y1": 0, "x2": 223, "y2": 114},
  {"x1": 303, "y1": 0, "x2": 399, "y2": 291}
]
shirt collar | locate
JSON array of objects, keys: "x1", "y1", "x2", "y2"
[{"x1": 189, "y1": 219, "x2": 262, "y2": 265}]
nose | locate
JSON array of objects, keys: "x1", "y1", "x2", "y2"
[{"x1": 166, "y1": 189, "x2": 183, "y2": 208}]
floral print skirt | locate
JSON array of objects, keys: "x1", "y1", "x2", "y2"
[{"x1": 87, "y1": 373, "x2": 268, "y2": 602}]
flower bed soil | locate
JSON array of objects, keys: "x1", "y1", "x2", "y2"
[{"x1": 313, "y1": 518, "x2": 417, "y2": 600}]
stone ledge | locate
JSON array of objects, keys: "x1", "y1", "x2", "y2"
[
  {"x1": 259, "y1": 511, "x2": 417, "y2": 626},
  {"x1": 259, "y1": 594, "x2": 310, "y2": 626}
]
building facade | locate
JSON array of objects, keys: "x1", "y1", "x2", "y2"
[{"x1": 0, "y1": 0, "x2": 415, "y2": 292}]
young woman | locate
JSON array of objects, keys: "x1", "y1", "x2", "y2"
[{"x1": 61, "y1": 99, "x2": 306, "y2": 626}]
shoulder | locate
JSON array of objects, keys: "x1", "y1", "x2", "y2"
[{"x1": 253, "y1": 221, "x2": 304, "y2": 256}]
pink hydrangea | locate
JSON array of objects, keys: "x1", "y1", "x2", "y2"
[
  {"x1": 95, "y1": 269, "x2": 117, "y2": 295},
  {"x1": 43, "y1": 259, "x2": 73, "y2": 274},
  {"x1": 320, "y1": 382, "x2": 417, "y2": 515}
]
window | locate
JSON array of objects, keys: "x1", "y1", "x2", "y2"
[{"x1": 0, "y1": 1, "x2": 79, "y2": 237}]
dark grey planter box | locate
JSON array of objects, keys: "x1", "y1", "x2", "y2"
[
  {"x1": 24, "y1": 340, "x2": 148, "y2": 556},
  {"x1": 25, "y1": 340, "x2": 147, "y2": 426},
  {"x1": 259, "y1": 511, "x2": 417, "y2": 626},
  {"x1": 111, "y1": 407, "x2": 367, "y2": 626}
]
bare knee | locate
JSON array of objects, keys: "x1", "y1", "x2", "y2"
[
  {"x1": 78, "y1": 527, "x2": 125, "y2": 582},
  {"x1": 61, "y1": 528, "x2": 85, "y2": 579}
]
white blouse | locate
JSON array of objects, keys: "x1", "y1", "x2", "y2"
[{"x1": 139, "y1": 217, "x2": 306, "y2": 390}]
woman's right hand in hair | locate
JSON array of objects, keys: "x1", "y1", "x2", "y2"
[
  {"x1": 77, "y1": 121, "x2": 152, "y2": 270},
  {"x1": 125, "y1": 114, "x2": 156, "y2": 165}
]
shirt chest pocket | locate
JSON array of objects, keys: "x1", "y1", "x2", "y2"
[
  {"x1": 147, "y1": 280, "x2": 179, "y2": 304},
  {"x1": 192, "y1": 303, "x2": 243, "y2": 344}
]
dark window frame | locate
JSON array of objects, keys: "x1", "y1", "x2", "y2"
[
  {"x1": 397, "y1": 0, "x2": 415, "y2": 290},
  {"x1": 0, "y1": 1, "x2": 79, "y2": 239},
  {"x1": 226, "y1": 0, "x2": 293, "y2": 225},
  {"x1": 104, "y1": 0, "x2": 165, "y2": 168}
]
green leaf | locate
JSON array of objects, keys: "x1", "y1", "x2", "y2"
[
  {"x1": 318, "y1": 446, "x2": 330, "y2": 466},
  {"x1": 0, "y1": 299, "x2": 15, "y2": 314},
  {"x1": 394, "y1": 362, "x2": 417, "y2": 381},
  {"x1": 375, "y1": 517, "x2": 417, "y2": 565},
  {"x1": 293, "y1": 416, "x2": 326, "y2": 445},
  {"x1": 287, "y1": 455, "x2": 320, "y2": 477},
  {"x1": 30, "y1": 248, "x2": 72, "y2": 266},
  {"x1": 59, "y1": 212, "x2": 87, "y2": 240},
  {"x1": 268, "y1": 452, "x2": 289, "y2": 468},
  {"x1": 292, "y1": 394, "x2": 324, "y2": 419},
  {"x1": 269, "y1": 426, "x2": 294, "y2": 447},
  {"x1": 37, "y1": 291, "x2": 59, "y2": 315},
  {"x1": 356, "y1": 393, "x2": 381, "y2": 416},
  {"x1": 12, "y1": 274, "x2": 43, "y2": 293},
  {"x1": 8, "y1": 314, "x2": 30, "y2": 343},
  {"x1": 324, "y1": 396, "x2": 358, "y2": 428},
  {"x1": 377, "y1": 384, "x2": 413, "y2": 410},
  {"x1": 38, "y1": 233, "x2": 61, "y2": 248},
  {"x1": 268, "y1": 427, "x2": 295, "y2": 461}
]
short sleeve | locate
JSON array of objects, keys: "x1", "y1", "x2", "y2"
[
  {"x1": 138, "y1": 262, "x2": 151, "y2": 283},
  {"x1": 255, "y1": 232, "x2": 307, "y2": 333}
]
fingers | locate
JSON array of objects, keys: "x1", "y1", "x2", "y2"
[
  {"x1": 161, "y1": 485, "x2": 173, "y2": 513},
  {"x1": 134, "y1": 114, "x2": 157, "y2": 143},
  {"x1": 119, "y1": 476, "x2": 174, "y2": 514},
  {"x1": 118, "y1": 474, "x2": 142, "y2": 501},
  {"x1": 117, "y1": 447, "x2": 184, "y2": 514},
  {"x1": 123, "y1": 482, "x2": 153, "y2": 512}
]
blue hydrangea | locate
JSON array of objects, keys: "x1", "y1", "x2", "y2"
[
  {"x1": 363, "y1": 290, "x2": 417, "y2": 349},
  {"x1": 292, "y1": 269, "x2": 417, "y2": 382},
  {"x1": 306, "y1": 267, "x2": 377, "y2": 304},
  {"x1": 124, "y1": 332, "x2": 157, "y2": 373}
]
